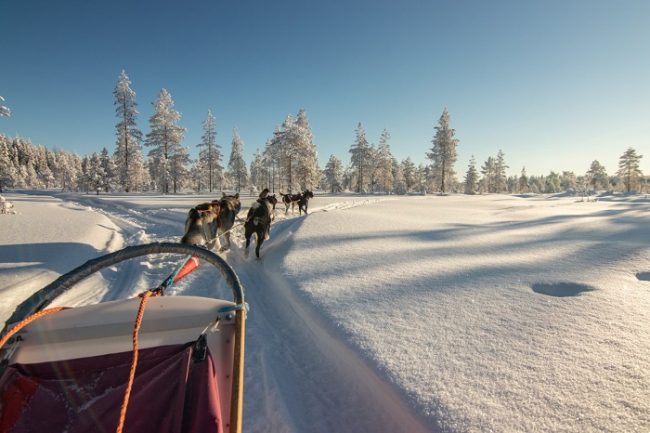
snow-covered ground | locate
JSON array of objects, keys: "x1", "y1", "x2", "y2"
[{"x1": 1, "y1": 191, "x2": 649, "y2": 432}]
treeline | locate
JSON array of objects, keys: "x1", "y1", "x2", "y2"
[{"x1": 0, "y1": 86, "x2": 647, "y2": 195}]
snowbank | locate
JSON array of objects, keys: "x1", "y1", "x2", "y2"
[{"x1": 0, "y1": 193, "x2": 123, "y2": 324}]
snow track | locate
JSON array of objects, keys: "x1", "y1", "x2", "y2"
[{"x1": 52, "y1": 193, "x2": 427, "y2": 433}]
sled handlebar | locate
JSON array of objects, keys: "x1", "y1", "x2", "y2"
[{"x1": 2, "y1": 242, "x2": 245, "y2": 334}]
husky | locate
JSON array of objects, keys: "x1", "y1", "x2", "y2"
[
  {"x1": 279, "y1": 192, "x2": 302, "y2": 214},
  {"x1": 181, "y1": 202, "x2": 221, "y2": 250},
  {"x1": 213, "y1": 193, "x2": 241, "y2": 251},
  {"x1": 244, "y1": 194, "x2": 278, "y2": 258},
  {"x1": 297, "y1": 189, "x2": 314, "y2": 215}
]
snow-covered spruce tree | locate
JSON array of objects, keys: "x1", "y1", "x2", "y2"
[
  {"x1": 323, "y1": 154, "x2": 343, "y2": 193},
  {"x1": 99, "y1": 147, "x2": 117, "y2": 192},
  {"x1": 0, "y1": 96, "x2": 10, "y2": 117},
  {"x1": 480, "y1": 156, "x2": 496, "y2": 193},
  {"x1": 427, "y1": 108, "x2": 458, "y2": 193},
  {"x1": 145, "y1": 89, "x2": 186, "y2": 194},
  {"x1": 113, "y1": 70, "x2": 144, "y2": 192},
  {"x1": 294, "y1": 109, "x2": 320, "y2": 190},
  {"x1": 249, "y1": 149, "x2": 266, "y2": 192},
  {"x1": 494, "y1": 150, "x2": 508, "y2": 192},
  {"x1": 560, "y1": 171, "x2": 577, "y2": 192},
  {"x1": 545, "y1": 171, "x2": 561, "y2": 193},
  {"x1": 401, "y1": 157, "x2": 416, "y2": 192},
  {"x1": 375, "y1": 129, "x2": 394, "y2": 193},
  {"x1": 416, "y1": 163, "x2": 428, "y2": 193},
  {"x1": 227, "y1": 129, "x2": 248, "y2": 193},
  {"x1": 586, "y1": 160, "x2": 608, "y2": 191},
  {"x1": 197, "y1": 110, "x2": 222, "y2": 192},
  {"x1": 464, "y1": 155, "x2": 478, "y2": 194},
  {"x1": 518, "y1": 167, "x2": 529, "y2": 192},
  {"x1": 262, "y1": 138, "x2": 279, "y2": 192},
  {"x1": 349, "y1": 122, "x2": 371, "y2": 193},
  {"x1": 0, "y1": 137, "x2": 15, "y2": 190},
  {"x1": 617, "y1": 147, "x2": 643, "y2": 193},
  {"x1": 87, "y1": 153, "x2": 105, "y2": 195},
  {"x1": 392, "y1": 158, "x2": 406, "y2": 194},
  {"x1": 33, "y1": 146, "x2": 54, "y2": 188}
]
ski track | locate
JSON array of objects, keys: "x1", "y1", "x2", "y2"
[{"x1": 52, "y1": 193, "x2": 428, "y2": 433}]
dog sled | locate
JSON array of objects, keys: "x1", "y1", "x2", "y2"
[{"x1": 0, "y1": 243, "x2": 247, "y2": 433}]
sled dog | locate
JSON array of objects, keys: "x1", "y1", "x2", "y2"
[
  {"x1": 244, "y1": 195, "x2": 277, "y2": 258},
  {"x1": 181, "y1": 202, "x2": 221, "y2": 250},
  {"x1": 213, "y1": 193, "x2": 242, "y2": 251},
  {"x1": 279, "y1": 192, "x2": 302, "y2": 214},
  {"x1": 297, "y1": 190, "x2": 314, "y2": 215}
]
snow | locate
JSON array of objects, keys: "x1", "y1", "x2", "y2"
[{"x1": 1, "y1": 191, "x2": 649, "y2": 432}]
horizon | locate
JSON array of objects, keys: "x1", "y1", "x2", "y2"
[{"x1": 1, "y1": 0, "x2": 648, "y2": 177}]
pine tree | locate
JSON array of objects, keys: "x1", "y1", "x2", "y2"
[
  {"x1": 464, "y1": 155, "x2": 478, "y2": 194},
  {"x1": 87, "y1": 153, "x2": 105, "y2": 195},
  {"x1": 113, "y1": 70, "x2": 144, "y2": 192},
  {"x1": 249, "y1": 149, "x2": 266, "y2": 192},
  {"x1": 0, "y1": 137, "x2": 15, "y2": 190},
  {"x1": 392, "y1": 158, "x2": 406, "y2": 194},
  {"x1": 294, "y1": 109, "x2": 320, "y2": 190},
  {"x1": 349, "y1": 122, "x2": 371, "y2": 193},
  {"x1": 617, "y1": 147, "x2": 643, "y2": 193},
  {"x1": 401, "y1": 158, "x2": 416, "y2": 192},
  {"x1": 427, "y1": 108, "x2": 458, "y2": 193},
  {"x1": 518, "y1": 167, "x2": 529, "y2": 192},
  {"x1": 545, "y1": 171, "x2": 561, "y2": 193},
  {"x1": 170, "y1": 145, "x2": 190, "y2": 193},
  {"x1": 323, "y1": 154, "x2": 343, "y2": 193},
  {"x1": 145, "y1": 89, "x2": 186, "y2": 194},
  {"x1": 375, "y1": 129, "x2": 394, "y2": 193},
  {"x1": 227, "y1": 129, "x2": 248, "y2": 192},
  {"x1": 0, "y1": 96, "x2": 10, "y2": 117},
  {"x1": 560, "y1": 171, "x2": 577, "y2": 192},
  {"x1": 481, "y1": 157, "x2": 496, "y2": 193},
  {"x1": 586, "y1": 160, "x2": 608, "y2": 191},
  {"x1": 494, "y1": 150, "x2": 508, "y2": 192},
  {"x1": 197, "y1": 110, "x2": 222, "y2": 192}
]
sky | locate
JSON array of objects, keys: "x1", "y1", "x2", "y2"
[{"x1": 1, "y1": 0, "x2": 649, "y2": 176}]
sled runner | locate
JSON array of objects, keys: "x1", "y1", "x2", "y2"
[{"x1": 0, "y1": 243, "x2": 247, "y2": 433}]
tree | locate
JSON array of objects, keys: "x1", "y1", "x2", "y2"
[
  {"x1": 427, "y1": 108, "x2": 458, "y2": 193},
  {"x1": 518, "y1": 167, "x2": 529, "y2": 192},
  {"x1": 464, "y1": 155, "x2": 478, "y2": 194},
  {"x1": 586, "y1": 160, "x2": 608, "y2": 191},
  {"x1": 375, "y1": 129, "x2": 394, "y2": 193},
  {"x1": 197, "y1": 110, "x2": 222, "y2": 192},
  {"x1": 323, "y1": 154, "x2": 343, "y2": 193},
  {"x1": 617, "y1": 148, "x2": 643, "y2": 193},
  {"x1": 113, "y1": 70, "x2": 144, "y2": 192},
  {"x1": 401, "y1": 158, "x2": 417, "y2": 192},
  {"x1": 349, "y1": 122, "x2": 371, "y2": 193},
  {"x1": 249, "y1": 149, "x2": 266, "y2": 192},
  {"x1": 0, "y1": 96, "x2": 10, "y2": 117},
  {"x1": 0, "y1": 137, "x2": 15, "y2": 190},
  {"x1": 145, "y1": 89, "x2": 186, "y2": 194},
  {"x1": 294, "y1": 109, "x2": 320, "y2": 190},
  {"x1": 494, "y1": 150, "x2": 508, "y2": 192},
  {"x1": 545, "y1": 171, "x2": 561, "y2": 193},
  {"x1": 87, "y1": 153, "x2": 105, "y2": 195},
  {"x1": 227, "y1": 129, "x2": 248, "y2": 192},
  {"x1": 480, "y1": 156, "x2": 496, "y2": 193}
]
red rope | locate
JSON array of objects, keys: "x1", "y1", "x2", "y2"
[
  {"x1": 115, "y1": 290, "x2": 157, "y2": 433},
  {"x1": 0, "y1": 307, "x2": 67, "y2": 350}
]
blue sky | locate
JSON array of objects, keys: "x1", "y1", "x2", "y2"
[{"x1": 1, "y1": 0, "x2": 648, "y2": 176}]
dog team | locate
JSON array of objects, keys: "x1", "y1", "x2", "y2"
[{"x1": 181, "y1": 189, "x2": 314, "y2": 258}]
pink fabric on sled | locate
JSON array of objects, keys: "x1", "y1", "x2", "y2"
[{"x1": 0, "y1": 344, "x2": 222, "y2": 433}]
